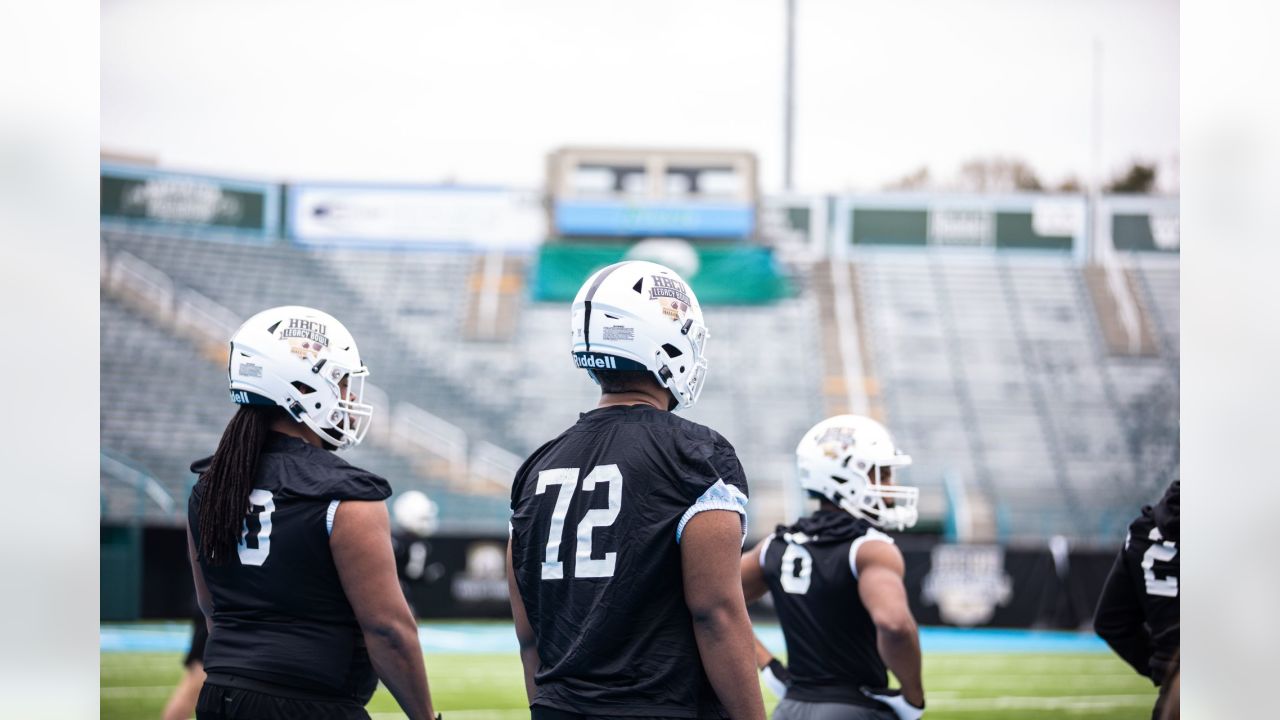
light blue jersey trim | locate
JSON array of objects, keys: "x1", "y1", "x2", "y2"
[
  {"x1": 676, "y1": 479, "x2": 748, "y2": 546},
  {"x1": 326, "y1": 500, "x2": 341, "y2": 536}
]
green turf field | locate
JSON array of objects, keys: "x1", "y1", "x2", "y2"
[{"x1": 102, "y1": 650, "x2": 1157, "y2": 719}]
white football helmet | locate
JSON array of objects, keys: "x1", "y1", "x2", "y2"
[
  {"x1": 228, "y1": 305, "x2": 372, "y2": 450},
  {"x1": 796, "y1": 415, "x2": 919, "y2": 531},
  {"x1": 392, "y1": 490, "x2": 439, "y2": 537},
  {"x1": 570, "y1": 260, "x2": 710, "y2": 410}
]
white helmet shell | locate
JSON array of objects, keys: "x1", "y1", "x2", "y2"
[
  {"x1": 795, "y1": 415, "x2": 919, "y2": 531},
  {"x1": 228, "y1": 305, "x2": 373, "y2": 450},
  {"x1": 570, "y1": 260, "x2": 710, "y2": 410},
  {"x1": 392, "y1": 490, "x2": 439, "y2": 537}
]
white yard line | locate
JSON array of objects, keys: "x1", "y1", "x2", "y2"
[{"x1": 929, "y1": 693, "x2": 1155, "y2": 711}]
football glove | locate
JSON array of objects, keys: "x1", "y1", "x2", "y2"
[
  {"x1": 860, "y1": 686, "x2": 924, "y2": 720},
  {"x1": 761, "y1": 658, "x2": 793, "y2": 699}
]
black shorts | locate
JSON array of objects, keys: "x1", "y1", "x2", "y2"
[{"x1": 196, "y1": 675, "x2": 369, "y2": 720}]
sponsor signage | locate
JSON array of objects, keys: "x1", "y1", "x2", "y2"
[
  {"x1": 288, "y1": 184, "x2": 544, "y2": 249},
  {"x1": 921, "y1": 544, "x2": 1014, "y2": 626},
  {"x1": 554, "y1": 199, "x2": 755, "y2": 239},
  {"x1": 928, "y1": 207, "x2": 993, "y2": 246},
  {"x1": 100, "y1": 164, "x2": 279, "y2": 241}
]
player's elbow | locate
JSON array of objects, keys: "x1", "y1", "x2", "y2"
[
  {"x1": 516, "y1": 628, "x2": 538, "y2": 652},
  {"x1": 873, "y1": 609, "x2": 918, "y2": 640},
  {"x1": 687, "y1": 594, "x2": 741, "y2": 631},
  {"x1": 360, "y1": 609, "x2": 418, "y2": 650}
]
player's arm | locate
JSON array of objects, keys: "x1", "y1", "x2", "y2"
[
  {"x1": 740, "y1": 536, "x2": 770, "y2": 603},
  {"x1": 186, "y1": 523, "x2": 213, "y2": 633},
  {"x1": 507, "y1": 536, "x2": 539, "y2": 703},
  {"x1": 1093, "y1": 545, "x2": 1154, "y2": 678},
  {"x1": 330, "y1": 501, "x2": 436, "y2": 720},
  {"x1": 856, "y1": 540, "x2": 925, "y2": 715},
  {"x1": 741, "y1": 537, "x2": 792, "y2": 697},
  {"x1": 682, "y1": 510, "x2": 767, "y2": 720}
]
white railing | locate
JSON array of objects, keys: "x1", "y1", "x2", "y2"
[
  {"x1": 101, "y1": 452, "x2": 176, "y2": 515},
  {"x1": 108, "y1": 251, "x2": 174, "y2": 321},
  {"x1": 391, "y1": 402, "x2": 469, "y2": 479},
  {"x1": 471, "y1": 440, "x2": 522, "y2": 490},
  {"x1": 174, "y1": 289, "x2": 241, "y2": 347}
]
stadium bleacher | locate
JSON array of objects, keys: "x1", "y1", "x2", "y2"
[
  {"x1": 100, "y1": 224, "x2": 1178, "y2": 545},
  {"x1": 855, "y1": 249, "x2": 1175, "y2": 543}
]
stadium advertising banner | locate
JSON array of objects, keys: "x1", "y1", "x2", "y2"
[
  {"x1": 287, "y1": 184, "x2": 544, "y2": 250},
  {"x1": 100, "y1": 164, "x2": 280, "y2": 241},
  {"x1": 531, "y1": 241, "x2": 791, "y2": 305},
  {"x1": 1104, "y1": 195, "x2": 1180, "y2": 253},
  {"x1": 120, "y1": 527, "x2": 1117, "y2": 628},
  {"x1": 837, "y1": 195, "x2": 1085, "y2": 255},
  {"x1": 553, "y1": 199, "x2": 755, "y2": 239}
]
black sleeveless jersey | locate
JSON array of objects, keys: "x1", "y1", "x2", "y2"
[
  {"x1": 188, "y1": 433, "x2": 392, "y2": 702},
  {"x1": 1094, "y1": 481, "x2": 1179, "y2": 685},
  {"x1": 761, "y1": 510, "x2": 894, "y2": 706},
  {"x1": 510, "y1": 404, "x2": 750, "y2": 718}
]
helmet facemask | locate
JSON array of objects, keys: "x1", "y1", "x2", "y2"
[
  {"x1": 319, "y1": 362, "x2": 373, "y2": 449},
  {"x1": 832, "y1": 465, "x2": 919, "y2": 532}
]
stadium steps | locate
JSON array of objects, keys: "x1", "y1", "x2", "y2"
[
  {"x1": 1080, "y1": 265, "x2": 1159, "y2": 357},
  {"x1": 462, "y1": 251, "x2": 526, "y2": 341}
]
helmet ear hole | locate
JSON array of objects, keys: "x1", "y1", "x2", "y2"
[
  {"x1": 291, "y1": 381, "x2": 317, "y2": 395},
  {"x1": 661, "y1": 343, "x2": 683, "y2": 358}
]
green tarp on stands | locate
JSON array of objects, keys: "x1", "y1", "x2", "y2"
[{"x1": 531, "y1": 242, "x2": 791, "y2": 305}]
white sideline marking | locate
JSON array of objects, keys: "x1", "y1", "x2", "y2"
[
  {"x1": 929, "y1": 693, "x2": 1156, "y2": 711},
  {"x1": 371, "y1": 707, "x2": 529, "y2": 712},
  {"x1": 100, "y1": 686, "x2": 174, "y2": 698}
]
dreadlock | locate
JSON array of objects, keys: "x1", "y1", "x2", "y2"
[{"x1": 196, "y1": 405, "x2": 282, "y2": 565}]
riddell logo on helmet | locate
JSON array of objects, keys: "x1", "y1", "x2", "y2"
[{"x1": 574, "y1": 353, "x2": 618, "y2": 370}]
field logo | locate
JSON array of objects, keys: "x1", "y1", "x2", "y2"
[{"x1": 921, "y1": 544, "x2": 1013, "y2": 627}]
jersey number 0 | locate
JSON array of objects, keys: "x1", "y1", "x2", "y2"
[
  {"x1": 535, "y1": 465, "x2": 623, "y2": 580},
  {"x1": 238, "y1": 489, "x2": 275, "y2": 566}
]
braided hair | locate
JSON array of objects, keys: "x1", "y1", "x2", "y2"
[{"x1": 196, "y1": 405, "x2": 282, "y2": 565}]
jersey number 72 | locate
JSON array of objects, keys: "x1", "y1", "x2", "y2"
[{"x1": 534, "y1": 465, "x2": 623, "y2": 580}]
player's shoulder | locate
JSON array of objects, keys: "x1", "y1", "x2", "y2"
[
  {"x1": 1124, "y1": 506, "x2": 1159, "y2": 551},
  {"x1": 576, "y1": 404, "x2": 739, "y2": 460},
  {"x1": 643, "y1": 407, "x2": 737, "y2": 457},
  {"x1": 261, "y1": 433, "x2": 392, "y2": 501}
]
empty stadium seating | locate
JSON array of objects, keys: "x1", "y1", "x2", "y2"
[
  {"x1": 855, "y1": 249, "x2": 1176, "y2": 542},
  {"x1": 100, "y1": 228, "x2": 1178, "y2": 545}
]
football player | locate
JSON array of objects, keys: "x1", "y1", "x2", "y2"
[
  {"x1": 741, "y1": 415, "x2": 925, "y2": 720},
  {"x1": 1094, "y1": 480, "x2": 1179, "y2": 720},
  {"x1": 392, "y1": 490, "x2": 444, "y2": 617},
  {"x1": 187, "y1": 306, "x2": 438, "y2": 720},
  {"x1": 507, "y1": 261, "x2": 766, "y2": 720}
]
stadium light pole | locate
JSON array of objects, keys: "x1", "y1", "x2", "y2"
[{"x1": 783, "y1": 0, "x2": 796, "y2": 192}]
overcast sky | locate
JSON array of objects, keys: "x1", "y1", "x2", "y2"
[{"x1": 101, "y1": 0, "x2": 1178, "y2": 193}]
